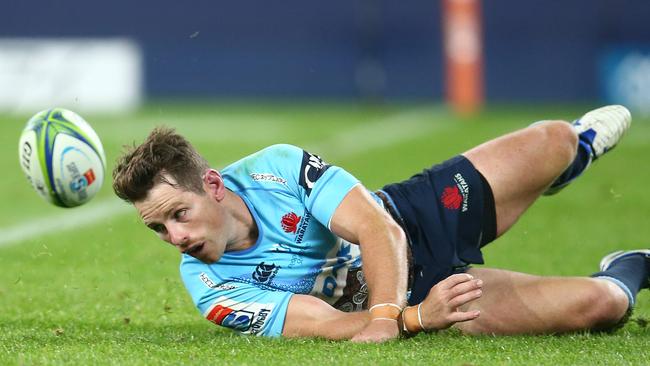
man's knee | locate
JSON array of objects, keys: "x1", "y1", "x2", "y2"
[
  {"x1": 530, "y1": 120, "x2": 578, "y2": 168},
  {"x1": 577, "y1": 280, "x2": 629, "y2": 330}
]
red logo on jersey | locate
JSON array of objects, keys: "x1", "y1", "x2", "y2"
[
  {"x1": 205, "y1": 304, "x2": 254, "y2": 331},
  {"x1": 281, "y1": 212, "x2": 301, "y2": 233},
  {"x1": 206, "y1": 304, "x2": 235, "y2": 325},
  {"x1": 441, "y1": 186, "x2": 462, "y2": 210}
]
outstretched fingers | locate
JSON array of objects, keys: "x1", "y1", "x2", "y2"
[
  {"x1": 439, "y1": 273, "x2": 476, "y2": 290},
  {"x1": 447, "y1": 275, "x2": 483, "y2": 322},
  {"x1": 447, "y1": 308, "x2": 481, "y2": 323},
  {"x1": 448, "y1": 278, "x2": 483, "y2": 306}
]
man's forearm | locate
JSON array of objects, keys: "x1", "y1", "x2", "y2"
[
  {"x1": 327, "y1": 186, "x2": 410, "y2": 340},
  {"x1": 283, "y1": 294, "x2": 371, "y2": 339},
  {"x1": 358, "y1": 218, "x2": 409, "y2": 308}
]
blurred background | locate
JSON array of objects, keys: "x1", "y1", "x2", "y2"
[
  {"x1": 2, "y1": 2, "x2": 650, "y2": 363},
  {"x1": 1, "y1": 0, "x2": 650, "y2": 115}
]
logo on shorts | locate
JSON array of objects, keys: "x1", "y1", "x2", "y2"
[
  {"x1": 281, "y1": 212, "x2": 301, "y2": 233},
  {"x1": 252, "y1": 262, "x2": 279, "y2": 283},
  {"x1": 441, "y1": 173, "x2": 471, "y2": 212},
  {"x1": 441, "y1": 186, "x2": 463, "y2": 210}
]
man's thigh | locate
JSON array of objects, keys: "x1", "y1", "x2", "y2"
[
  {"x1": 453, "y1": 267, "x2": 628, "y2": 335},
  {"x1": 462, "y1": 121, "x2": 577, "y2": 236}
]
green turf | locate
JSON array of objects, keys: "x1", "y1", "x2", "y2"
[{"x1": 1, "y1": 102, "x2": 649, "y2": 365}]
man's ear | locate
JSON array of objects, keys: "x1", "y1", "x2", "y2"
[{"x1": 202, "y1": 169, "x2": 225, "y2": 201}]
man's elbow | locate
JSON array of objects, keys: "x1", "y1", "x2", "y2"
[{"x1": 387, "y1": 219, "x2": 407, "y2": 246}]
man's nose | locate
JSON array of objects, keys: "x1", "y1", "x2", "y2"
[{"x1": 168, "y1": 227, "x2": 189, "y2": 249}]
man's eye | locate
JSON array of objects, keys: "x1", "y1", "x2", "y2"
[
  {"x1": 149, "y1": 224, "x2": 166, "y2": 234},
  {"x1": 174, "y1": 209, "x2": 187, "y2": 220}
]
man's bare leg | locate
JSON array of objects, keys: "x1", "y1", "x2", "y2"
[
  {"x1": 447, "y1": 107, "x2": 637, "y2": 334},
  {"x1": 463, "y1": 120, "x2": 578, "y2": 236},
  {"x1": 464, "y1": 105, "x2": 631, "y2": 237},
  {"x1": 454, "y1": 267, "x2": 630, "y2": 334}
]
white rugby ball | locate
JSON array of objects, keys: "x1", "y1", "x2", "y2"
[{"x1": 18, "y1": 108, "x2": 106, "y2": 207}]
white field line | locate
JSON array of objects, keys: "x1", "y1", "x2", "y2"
[{"x1": 0, "y1": 107, "x2": 444, "y2": 248}]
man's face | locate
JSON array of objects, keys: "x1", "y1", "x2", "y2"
[{"x1": 134, "y1": 178, "x2": 228, "y2": 264}]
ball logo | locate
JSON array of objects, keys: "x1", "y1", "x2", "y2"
[
  {"x1": 84, "y1": 169, "x2": 96, "y2": 185},
  {"x1": 20, "y1": 141, "x2": 38, "y2": 192},
  {"x1": 20, "y1": 141, "x2": 32, "y2": 172},
  {"x1": 281, "y1": 212, "x2": 301, "y2": 233},
  {"x1": 441, "y1": 186, "x2": 462, "y2": 210},
  {"x1": 70, "y1": 169, "x2": 96, "y2": 193}
]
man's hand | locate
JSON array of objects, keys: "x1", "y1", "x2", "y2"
[
  {"x1": 351, "y1": 318, "x2": 400, "y2": 343},
  {"x1": 419, "y1": 273, "x2": 483, "y2": 330}
]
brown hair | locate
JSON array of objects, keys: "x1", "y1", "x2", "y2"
[{"x1": 112, "y1": 127, "x2": 210, "y2": 203}]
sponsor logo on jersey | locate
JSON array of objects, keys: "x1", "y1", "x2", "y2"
[
  {"x1": 299, "y1": 150, "x2": 330, "y2": 196},
  {"x1": 294, "y1": 211, "x2": 311, "y2": 244},
  {"x1": 205, "y1": 304, "x2": 254, "y2": 331},
  {"x1": 312, "y1": 238, "x2": 359, "y2": 302},
  {"x1": 250, "y1": 308, "x2": 271, "y2": 334},
  {"x1": 252, "y1": 262, "x2": 280, "y2": 284},
  {"x1": 271, "y1": 243, "x2": 293, "y2": 253},
  {"x1": 249, "y1": 173, "x2": 287, "y2": 185},
  {"x1": 199, "y1": 272, "x2": 238, "y2": 291},
  {"x1": 441, "y1": 173, "x2": 470, "y2": 212},
  {"x1": 204, "y1": 296, "x2": 275, "y2": 335},
  {"x1": 281, "y1": 212, "x2": 301, "y2": 233}
]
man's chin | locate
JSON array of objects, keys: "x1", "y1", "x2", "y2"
[
  {"x1": 199, "y1": 257, "x2": 218, "y2": 264},
  {"x1": 195, "y1": 253, "x2": 219, "y2": 264}
]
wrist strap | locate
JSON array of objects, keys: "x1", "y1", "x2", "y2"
[
  {"x1": 417, "y1": 303, "x2": 425, "y2": 330},
  {"x1": 372, "y1": 317, "x2": 399, "y2": 323},
  {"x1": 401, "y1": 304, "x2": 426, "y2": 333},
  {"x1": 369, "y1": 303, "x2": 402, "y2": 321}
]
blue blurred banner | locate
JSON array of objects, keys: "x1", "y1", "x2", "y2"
[
  {"x1": 600, "y1": 47, "x2": 650, "y2": 115},
  {"x1": 1, "y1": 0, "x2": 650, "y2": 102}
]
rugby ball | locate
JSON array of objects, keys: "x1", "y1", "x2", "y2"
[{"x1": 18, "y1": 108, "x2": 106, "y2": 207}]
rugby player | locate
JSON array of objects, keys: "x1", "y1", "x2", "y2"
[{"x1": 113, "y1": 105, "x2": 649, "y2": 342}]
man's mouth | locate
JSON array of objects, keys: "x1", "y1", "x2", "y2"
[{"x1": 186, "y1": 243, "x2": 204, "y2": 256}]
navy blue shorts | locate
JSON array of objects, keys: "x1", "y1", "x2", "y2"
[{"x1": 379, "y1": 155, "x2": 496, "y2": 305}]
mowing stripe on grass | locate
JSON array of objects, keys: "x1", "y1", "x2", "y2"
[
  {"x1": 0, "y1": 107, "x2": 445, "y2": 248},
  {"x1": 0, "y1": 199, "x2": 131, "y2": 247},
  {"x1": 307, "y1": 107, "x2": 448, "y2": 159}
]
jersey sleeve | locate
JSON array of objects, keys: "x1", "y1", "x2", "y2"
[
  {"x1": 181, "y1": 258, "x2": 293, "y2": 337},
  {"x1": 263, "y1": 144, "x2": 361, "y2": 229}
]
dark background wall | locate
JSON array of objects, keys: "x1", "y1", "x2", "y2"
[{"x1": 2, "y1": 0, "x2": 649, "y2": 102}]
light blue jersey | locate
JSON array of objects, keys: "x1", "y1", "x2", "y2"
[{"x1": 180, "y1": 144, "x2": 379, "y2": 337}]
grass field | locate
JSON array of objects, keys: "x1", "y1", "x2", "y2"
[{"x1": 1, "y1": 102, "x2": 649, "y2": 365}]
